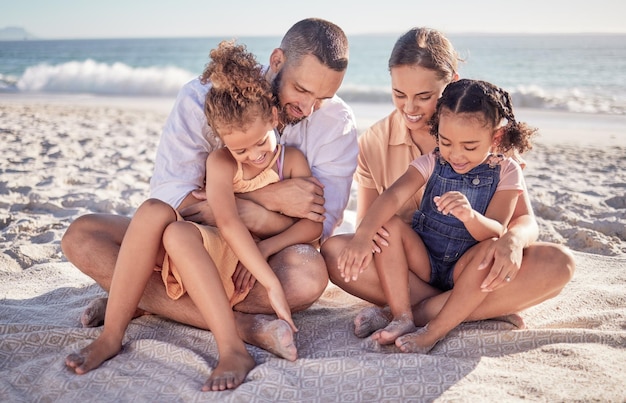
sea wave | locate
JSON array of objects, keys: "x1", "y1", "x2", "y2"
[
  {"x1": 6, "y1": 59, "x2": 196, "y2": 97},
  {"x1": 338, "y1": 85, "x2": 626, "y2": 115},
  {"x1": 2, "y1": 60, "x2": 624, "y2": 115}
]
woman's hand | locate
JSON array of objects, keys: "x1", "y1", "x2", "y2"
[{"x1": 479, "y1": 234, "x2": 524, "y2": 291}]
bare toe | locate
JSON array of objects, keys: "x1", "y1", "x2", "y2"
[
  {"x1": 354, "y1": 306, "x2": 392, "y2": 338},
  {"x1": 201, "y1": 351, "x2": 254, "y2": 391},
  {"x1": 371, "y1": 317, "x2": 416, "y2": 345},
  {"x1": 395, "y1": 325, "x2": 440, "y2": 354}
]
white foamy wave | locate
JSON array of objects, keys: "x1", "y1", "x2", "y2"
[
  {"x1": 511, "y1": 85, "x2": 626, "y2": 115},
  {"x1": 15, "y1": 59, "x2": 196, "y2": 96}
]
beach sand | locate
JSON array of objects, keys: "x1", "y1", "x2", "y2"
[{"x1": 1, "y1": 94, "x2": 625, "y2": 401}]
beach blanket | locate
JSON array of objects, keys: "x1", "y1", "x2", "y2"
[{"x1": 1, "y1": 251, "x2": 625, "y2": 402}]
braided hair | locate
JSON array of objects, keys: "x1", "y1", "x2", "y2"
[
  {"x1": 429, "y1": 79, "x2": 536, "y2": 154},
  {"x1": 200, "y1": 40, "x2": 276, "y2": 137}
]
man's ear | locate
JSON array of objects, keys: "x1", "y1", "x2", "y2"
[{"x1": 269, "y1": 48, "x2": 286, "y2": 74}]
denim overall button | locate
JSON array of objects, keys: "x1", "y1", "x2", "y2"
[{"x1": 472, "y1": 178, "x2": 480, "y2": 185}]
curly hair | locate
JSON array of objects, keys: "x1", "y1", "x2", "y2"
[
  {"x1": 429, "y1": 79, "x2": 536, "y2": 154},
  {"x1": 199, "y1": 40, "x2": 275, "y2": 137},
  {"x1": 389, "y1": 27, "x2": 462, "y2": 83}
]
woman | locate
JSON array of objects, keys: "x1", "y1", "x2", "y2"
[{"x1": 321, "y1": 27, "x2": 574, "y2": 340}]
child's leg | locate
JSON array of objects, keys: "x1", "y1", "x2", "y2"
[
  {"x1": 162, "y1": 221, "x2": 254, "y2": 392},
  {"x1": 371, "y1": 216, "x2": 431, "y2": 345},
  {"x1": 65, "y1": 199, "x2": 176, "y2": 374},
  {"x1": 396, "y1": 257, "x2": 490, "y2": 353}
]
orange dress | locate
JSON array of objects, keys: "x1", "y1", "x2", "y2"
[{"x1": 160, "y1": 145, "x2": 284, "y2": 306}]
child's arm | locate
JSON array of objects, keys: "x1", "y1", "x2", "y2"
[
  {"x1": 338, "y1": 166, "x2": 426, "y2": 282},
  {"x1": 435, "y1": 159, "x2": 525, "y2": 241},
  {"x1": 205, "y1": 150, "x2": 297, "y2": 331},
  {"x1": 435, "y1": 190, "x2": 519, "y2": 241},
  {"x1": 256, "y1": 147, "x2": 323, "y2": 259}
]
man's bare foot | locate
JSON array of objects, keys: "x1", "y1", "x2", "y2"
[
  {"x1": 202, "y1": 350, "x2": 255, "y2": 391},
  {"x1": 395, "y1": 324, "x2": 441, "y2": 354},
  {"x1": 65, "y1": 334, "x2": 122, "y2": 374},
  {"x1": 491, "y1": 313, "x2": 526, "y2": 329},
  {"x1": 353, "y1": 306, "x2": 392, "y2": 338},
  {"x1": 370, "y1": 315, "x2": 417, "y2": 345},
  {"x1": 80, "y1": 297, "x2": 151, "y2": 328},
  {"x1": 239, "y1": 314, "x2": 297, "y2": 361}
]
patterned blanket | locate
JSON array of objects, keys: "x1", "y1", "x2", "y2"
[{"x1": 1, "y1": 252, "x2": 625, "y2": 402}]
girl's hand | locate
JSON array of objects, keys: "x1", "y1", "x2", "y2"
[
  {"x1": 434, "y1": 192, "x2": 474, "y2": 222},
  {"x1": 267, "y1": 286, "x2": 298, "y2": 332},
  {"x1": 337, "y1": 237, "x2": 374, "y2": 282}
]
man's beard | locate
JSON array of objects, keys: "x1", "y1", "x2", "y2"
[{"x1": 272, "y1": 70, "x2": 305, "y2": 127}]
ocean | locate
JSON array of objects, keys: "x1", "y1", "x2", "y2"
[{"x1": 1, "y1": 33, "x2": 625, "y2": 115}]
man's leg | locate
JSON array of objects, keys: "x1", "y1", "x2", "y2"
[
  {"x1": 232, "y1": 244, "x2": 328, "y2": 361},
  {"x1": 63, "y1": 218, "x2": 327, "y2": 359}
]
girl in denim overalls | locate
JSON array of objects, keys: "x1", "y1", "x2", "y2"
[{"x1": 338, "y1": 79, "x2": 537, "y2": 353}]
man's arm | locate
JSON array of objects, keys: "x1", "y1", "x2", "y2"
[{"x1": 149, "y1": 79, "x2": 220, "y2": 208}]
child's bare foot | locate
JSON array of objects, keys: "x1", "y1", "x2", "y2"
[
  {"x1": 395, "y1": 324, "x2": 441, "y2": 354},
  {"x1": 80, "y1": 297, "x2": 151, "y2": 328},
  {"x1": 246, "y1": 315, "x2": 297, "y2": 361},
  {"x1": 201, "y1": 350, "x2": 255, "y2": 391},
  {"x1": 353, "y1": 306, "x2": 392, "y2": 338},
  {"x1": 65, "y1": 334, "x2": 122, "y2": 374},
  {"x1": 370, "y1": 315, "x2": 416, "y2": 345},
  {"x1": 491, "y1": 313, "x2": 526, "y2": 329}
]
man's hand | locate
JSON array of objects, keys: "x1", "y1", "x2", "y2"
[
  {"x1": 243, "y1": 177, "x2": 326, "y2": 223},
  {"x1": 179, "y1": 189, "x2": 216, "y2": 226}
]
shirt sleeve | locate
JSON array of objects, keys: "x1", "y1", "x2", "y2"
[
  {"x1": 497, "y1": 158, "x2": 525, "y2": 193},
  {"x1": 149, "y1": 79, "x2": 221, "y2": 208}
]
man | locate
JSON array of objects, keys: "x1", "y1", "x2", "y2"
[{"x1": 61, "y1": 18, "x2": 358, "y2": 361}]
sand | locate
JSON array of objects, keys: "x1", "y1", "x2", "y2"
[{"x1": 1, "y1": 94, "x2": 625, "y2": 401}]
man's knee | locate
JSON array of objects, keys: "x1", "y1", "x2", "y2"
[
  {"x1": 61, "y1": 214, "x2": 98, "y2": 264},
  {"x1": 275, "y1": 244, "x2": 328, "y2": 310}
]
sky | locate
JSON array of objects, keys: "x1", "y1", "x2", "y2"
[{"x1": 2, "y1": 0, "x2": 625, "y2": 39}]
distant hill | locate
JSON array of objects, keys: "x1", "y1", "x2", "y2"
[{"x1": 0, "y1": 26, "x2": 37, "y2": 40}]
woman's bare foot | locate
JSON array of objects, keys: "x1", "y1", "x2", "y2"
[
  {"x1": 491, "y1": 313, "x2": 526, "y2": 329},
  {"x1": 370, "y1": 315, "x2": 417, "y2": 345},
  {"x1": 353, "y1": 306, "x2": 392, "y2": 338},
  {"x1": 202, "y1": 349, "x2": 255, "y2": 391},
  {"x1": 238, "y1": 314, "x2": 297, "y2": 361},
  {"x1": 65, "y1": 334, "x2": 122, "y2": 374},
  {"x1": 395, "y1": 324, "x2": 441, "y2": 354},
  {"x1": 80, "y1": 297, "x2": 151, "y2": 328}
]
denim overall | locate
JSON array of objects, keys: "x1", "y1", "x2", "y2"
[{"x1": 412, "y1": 149, "x2": 501, "y2": 291}]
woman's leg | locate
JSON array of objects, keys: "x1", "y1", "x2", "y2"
[
  {"x1": 162, "y1": 221, "x2": 254, "y2": 391},
  {"x1": 65, "y1": 199, "x2": 176, "y2": 374},
  {"x1": 412, "y1": 240, "x2": 575, "y2": 326}
]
